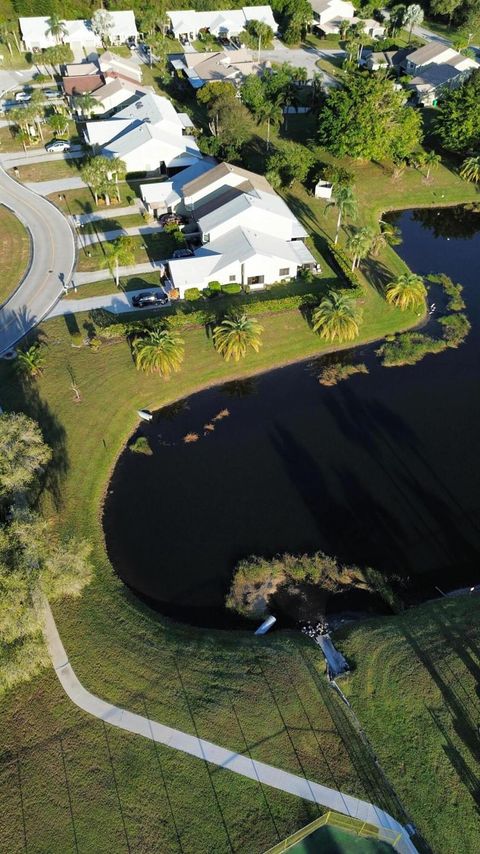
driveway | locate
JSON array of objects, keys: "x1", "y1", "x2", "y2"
[
  {"x1": 255, "y1": 39, "x2": 345, "y2": 84},
  {"x1": 48, "y1": 288, "x2": 165, "y2": 317},
  {"x1": 0, "y1": 167, "x2": 76, "y2": 355}
]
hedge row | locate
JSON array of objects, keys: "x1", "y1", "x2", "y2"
[{"x1": 323, "y1": 244, "x2": 363, "y2": 295}]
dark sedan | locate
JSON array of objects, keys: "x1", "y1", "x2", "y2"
[{"x1": 131, "y1": 291, "x2": 169, "y2": 308}]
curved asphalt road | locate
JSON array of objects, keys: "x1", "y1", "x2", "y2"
[{"x1": 0, "y1": 166, "x2": 76, "y2": 356}]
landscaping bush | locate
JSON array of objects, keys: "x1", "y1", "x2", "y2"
[
  {"x1": 318, "y1": 361, "x2": 368, "y2": 386},
  {"x1": 207, "y1": 281, "x2": 222, "y2": 292},
  {"x1": 98, "y1": 323, "x2": 126, "y2": 340},
  {"x1": 221, "y1": 283, "x2": 242, "y2": 295},
  {"x1": 184, "y1": 287, "x2": 203, "y2": 301},
  {"x1": 324, "y1": 244, "x2": 363, "y2": 295},
  {"x1": 70, "y1": 332, "x2": 84, "y2": 348}
]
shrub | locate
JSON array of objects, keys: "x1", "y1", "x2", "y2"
[
  {"x1": 70, "y1": 332, "x2": 84, "y2": 348},
  {"x1": 377, "y1": 332, "x2": 445, "y2": 366},
  {"x1": 98, "y1": 323, "x2": 125, "y2": 340},
  {"x1": 184, "y1": 287, "x2": 203, "y2": 301},
  {"x1": 325, "y1": 244, "x2": 363, "y2": 295},
  {"x1": 89, "y1": 337, "x2": 101, "y2": 352},
  {"x1": 438, "y1": 312, "x2": 471, "y2": 347},
  {"x1": 221, "y1": 283, "x2": 242, "y2": 295},
  {"x1": 129, "y1": 436, "x2": 152, "y2": 455},
  {"x1": 207, "y1": 281, "x2": 222, "y2": 292}
]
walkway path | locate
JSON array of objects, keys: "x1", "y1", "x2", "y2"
[
  {"x1": 25, "y1": 175, "x2": 86, "y2": 195},
  {"x1": 76, "y1": 259, "x2": 164, "y2": 285},
  {"x1": 38, "y1": 594, "x2": 417, "y2": 853},
  {"x1": 79, "y1": 223, "x2": 163, "y2": 247},
  {"x1": 0, "y1": 166, "x2": 76, "y2": 355}
]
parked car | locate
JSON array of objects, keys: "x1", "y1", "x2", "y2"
[
  {"x1": 158, "y1": 213, "x2": 185, "y2": 226},
  {"x1": 172, "y1": 248, "x2": 193, "y2": 259},
  {"x1": 131, "y1": 291, "x2": 169, "y2": 308},
  {"x1": 44, "y1": 88, "x2": 61, "y2": 99},
  {"x1": 45, "y1": 139, "x2": 71, "y2": 153},
  {"x1": 15, "y1": 91, "x2": 31, "y2": 102}
]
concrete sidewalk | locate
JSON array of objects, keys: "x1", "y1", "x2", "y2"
[
  {"x1": 38, "y1": 592, "x2": 418, "y2": 854},
  {"x1": 79, "y1": 224, "x2": 164, "y2": 247},
  {"x1": 26, "y1": 175, "x2": 86, "y2": 195},
  {"x1": 76, "y1": 260, "x2": 164, "y2": 285}
]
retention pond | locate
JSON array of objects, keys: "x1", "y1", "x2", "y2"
[{"x1": 104, "y1": 206, "x2": 480, "y2": 627}]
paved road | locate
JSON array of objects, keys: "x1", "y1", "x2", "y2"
[
  {"x1": 0, "y1": 68, "x2": 33, "y2": 97},
  {"x1": 72, "y1": 204, "x2": 143, "y2": 225},
  {"x1": 38, "y1": 592, "x2": 418, "y2": 853},
  {"x1": 0, "y1": 168, "x2": 76, "y2": 355},
  {"x1": 255, "y1": 39, "x2": 345, "y2": 84}
]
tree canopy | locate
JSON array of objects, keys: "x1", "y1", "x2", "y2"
[
  {"x1": 0, "y1": 413, "x2": 51, "y2": 500},
  {"x1": 317, "y1": 71, "x2": 423, "y2": 162},
  {"x1": 434, "y1": 69, "x2": 480, "y2": 154}
]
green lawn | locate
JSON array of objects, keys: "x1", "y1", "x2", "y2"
[
  {"x1": 0, "y1": 203, "x2": 31, "y2": 306},
  {"x1": 77, "y1": 214, "x2": 145, "y2": 234},
  {"x1": 49, "y1": 184, "x2": 138, "y2": 216},
  {"x1": 337, "y1": 595, "x2": 480, "y2": 854},
  {"x1": 9, "y1": 156, "x2": 84, "y2": 184},
  {"x1": 64, "y1": 273, "x2": 162, "y2": 300},
  {"x1": 76, "y1": 232, "x2": 176, "y2": 272}
]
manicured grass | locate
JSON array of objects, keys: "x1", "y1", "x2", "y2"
[
  {"x1": 49, "y1": 184, "x2": 138, "y2": 215},
  {"x1": 0, "y1": 126, "x2": 44, "y2": 153},
  {"x1": 77, "y1": 214, "x2": 145, "y2": 234},
  {"x1": 0, "y1": 204, "x2": 31, "y2": 306},
  {"x1": 9, "y1": 156, "x2": 84, "y2": 184},
  {"x1": 337, "y1": 594, "x2": 480, "y2": 854},
  {"x1": 76, "y1": 232, "x2": 176, "y2": 272},
  {"x1": 64, "y1": 273, "x2": 162, "y2": 300}
]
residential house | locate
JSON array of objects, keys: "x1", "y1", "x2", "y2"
[
  {"x1": 310, "y1": 0, "x2": 355, "y2": 35},
  {"x1": 89, "y1": 78, "x2": 145, "y2": 116},
  {"x1": 171, "y1": 49, "x2": 260, "y2": 88},
  {"x1": 64, "y1": 62, "x2": 98, "y2": 76},
  {"x1": 408, "y1": 62, "x2": 479, "y2": 105},
  {"x1": 63, "y1": 74, "x2": 104, "y2": 99},
  {"x1": 359, "y1": 18, "x2": 385, "y2": 39},
  {"x1": 167, "y1": 6, "x2": 278, "y2": 42},
  {"x1": 362, "y1": 48, "x2": 410, "y2": 71},
  {"x1": 19, "y1": 12, "x2": 138, "y2": 53},
  {"x1": 140, "y1": 159, "x2": 218, "y2": 217},
  {"x1": 402, "y1": 42, "x2": 477, "y2": 74},
  {"x1": 98, "y1": 50, "x2": 142, "y2": 84}
]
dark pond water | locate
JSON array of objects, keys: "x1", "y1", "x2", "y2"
[{"x1": 104, "y1": 206, "x2": 480, "y2": 627}]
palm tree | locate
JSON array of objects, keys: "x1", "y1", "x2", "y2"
[
  {"x1": 258, "y1": 99, "x2": 282, "y2": 151},
  {"x1": 45, "y1": 14, "x2": 68, "y2": 44},
  {"x1": 213, "y1": 313, "x2": 264, "y2": 362},
  {"x1": 370, "y1": 222, "x2": 402, "y2": 257},
  {"x1": 29, "y1": 90, "x2": 45, "y2": 141},
  {"x1": 74, "y1": 93, "x2": 98, "y2": 119},
  {"x1": 460, "y1": 155, "x2": 480, "y2": 184},
  {"x1": 423, "y1": 150, "x2": 441, "y2": 180},
  {"x1": 326, "y1": 185, "x2": 358, "y2": 245},
  {"x1": 101, "y1": 237, "x2": 136, "y2": 287},
  {"x1": 312, "y1": 292, "x2": 362, "y2": 343},
  {"x1": 47, "y1": 113, "x2": 69, "y2": 136},
  {"x1": 403, "y1": 4, "x2": 424, "y2": 44},
  {"x1": 388, "y1": 4, "x2": 407, "y2": 37},
  {"x1": 132, "y1": 329, "x2": 185, "y2": 378},
  {"x1": 16, "y1": 344, "x2": 46, "y2": 378},
  {"x1": 346, "y1": 227, "x2": 373, "y2": 270},
  {"x1": 385, "y1": 273, "x2": 426, "y2": 311}
]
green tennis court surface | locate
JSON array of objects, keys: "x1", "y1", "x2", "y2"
[{"x1": 288, "y1": 825, "x2": 394, "y2": 853}]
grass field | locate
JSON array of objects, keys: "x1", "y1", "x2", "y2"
[
  {"x1": 338, "y1": 595, "x2": 480, "y2": 854},
  {"x1": 0, "y1": 203, "x2": 31, "y2": 306},
  {"x1": 76, "y1": 232, "x2": 176, "y2": 272},
  {"x1": 9, "y1": 157, "x2": 84, "y2": 183}
]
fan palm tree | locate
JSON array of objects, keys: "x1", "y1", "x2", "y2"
[
  {"x1": 403, "y1": 4, "x2": 424, "y2": 43},
  {"x1": 16, "y1": 344, "x2": 46, "y2": 378},
  {"x1": 213, "y1": 313, "x2": 264, "y2": 362},
  {"x1": 346, "y1": 227, "x2": 373, "y2": 270},
  {"x1": 385, "y1": 273, "x2": 426, "y2": 311},
  {"x1": 74, "y1": 93, "x2": 98, "y2": 119},
  {"x1": 101, "y1": 237, "x2": 136, "y2": 287},
  {"x1": 312, "y1": 292, "x2": 362, "y2": 343},
  {"x1": 132, "y1": 328, "x2": 185, "y2": 378},
  {"x1": 370, "y1": 222, "x2": 402, "y2": 257},
  {"x1": 326, "y1": 185, "x2": 358, "y2": 245},
  {"x1": 45, "y1": 14, "x2": 68, "y2": 44},
  {"x1": 460, "y1": 155, "x2": 480, "y2": 184},
  {"x1": 258, "y1": 99, "x2": 283, "y2": 151}
]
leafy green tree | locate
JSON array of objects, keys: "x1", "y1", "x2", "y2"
[
  {"x1": 240, "y1": 74, "x2": 267, "y2": 117},
  {"x1": 91, "y1": 9, "x2": 114, "y2": 47},
  {"x1": 241, "y1": 20, "x2": 275, "y2": 50},
  {"x1": 387, "y1": 5, "x2": 407, "y2": 36},
  {"x1": 47, "y1": 112, "x2": 68, "y2": 136},
  {"x1": 312, "y1": 292, "x2": 362, "y2": 342},
  {"x1": 198, "y1": 82, "x2": 251, "y2": 159},
  {"x1": 0, "y1": 413, "x2": 51, "y2": 501},
  {"x1": 81, "y1": 155, "x2": 116, "y2": 205},
  {"x1": 423, "y1": 149, "x2": 441, "y2": 180},
  {"x1": 213, "y1": 313, "x2": 264, "y2": 362},
  {"x1": 386, "y1": 273, "x2": 426, "y2": 310},
  {"x1": 317, "y1": 71, "x2": 423, "y2": 162},
  {"x1": 132, "y1": 328, "x2": 185, "y2": 377},
  {"x1": 45, "y1": 13, "x2": 67, "y2": 44},
  {"x1": 326, "y1": 184, "x2": 358, "y2": 245},
  {"x1": 430, "y1": 0, "x2": 462, "y2": 26},
  {"x1": 16, "y1": 343, "x2": 46, "y2": 378},
  {"x1": 460, "y1": 155, "x2": 480, "y2": 183},
  {"x1": 101, "y1": 237, "x2": 136, "y2": 287},
  {"x1": 434, "y1": 70, "x2": 480, "y2": 154},
  {"x1": 42, "y1": 44, "x2": 71, "y2": 74},
  {"x1": 370, "y1": 222, "x2": 402, "y2": 256},
  {"x1": 266, "y1": 141, "x2": 314, "y2": 187}
]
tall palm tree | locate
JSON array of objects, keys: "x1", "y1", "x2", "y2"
[
  {"x1": 346, "y1": 227, "x2": 373, "y2": 270},
  {"x1": 74, "y1": 93, "x2": 98, "y2": 119},
  {"x1": 16, "y1": 344, "x2": 46, "y2": 378},
  {"x1": 29, "y1": 90, "x2": 45, "y2": 141},
  {"x1": 403, "y1": 4, "x2": 424, "y2": 43},
  {"x1": 132, "y1": 329, "x2": 185, "y2": 378},
  {"x1": 423, "y1": 150, "x2": 441, "y2": 180},
  {"x1": 460, "y1": 155, "x2": 480, "y2": 184},
  {"x1": 388, "y1": 4, "x2": 407, "y2": 37},
  {"x1": 258, "y1": 99, "x2": 282, "y2": 151},
  {"x1": 312, "y1": 292, "x2": 362, "y2": 343},
  {"x1": 45, "y1": 14, "x2": 68, "y2": 44},
  {"x1": 326, "y1": 185, "x2": 358, "y2": 245},
  {"x1": 370, "y1": 222, "x2": 402, "y2": 257},
  {"x1": 101, "y1": 237, "x2": 136, "y2": 287},
  {"x1": 213, "y1": 313, "x2": 264, "y2": 362},
  {"x1": 385, "y1": 273, "x2": 426, "y2": 311}
]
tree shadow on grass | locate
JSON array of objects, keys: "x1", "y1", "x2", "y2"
[{"x1": 360, "y1": 257, "x2": 391, "y2": 294}]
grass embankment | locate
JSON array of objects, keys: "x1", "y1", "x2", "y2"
[
  {"x1": 0, "y1": 291, "x2": 416, "y2": 853},
  {"x1": 0, "y1": 204, "x2": 31, "y2": 305},
  {"x1": 338, "y1": 595, "x2": 480, "y2": 854},
  {"x1": 9, "y1": 157, "x2": 84, "y2": 183}
]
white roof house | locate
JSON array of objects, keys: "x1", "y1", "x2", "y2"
[
  {"x1": 98, "y1": 50, "x2": 142, "y2": 84},
  {"x1": 102, "y1": 118, "x2": 201, "y2": 174},
  {"x1": 19, "y1": 11, "x2": 137, "y2": 52},
  {"x1": 310, "y1": 0, "x2": 355, "y2": 33},
  {"x1": 173, "y1": 49, "x2": 260, "y2": 88},
  {"x1": 90, "y1": 78, "x2": 142, "y2": 115},
  {"x1": 167, "y1": 5, "x2": 278, "y2": 40},
  {"x1": 140, "y1": 159, "x2": 219, "y2": 215},
  {"x1": 197, "y1": 190, "x2": 307, "y2": 244},
  {"x1": 404, "y1": 43, "x2": 478, "y2": 74}
]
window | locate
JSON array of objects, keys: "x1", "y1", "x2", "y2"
[
  {"x1": 229, "y1": 275, "x2": 236, "y2": 282},
  {"x1": 279, "y1": 268, "x2": 290, "y2": 276},
  {"x1": 247, "y1": 275, "x2": 264, "y2": 286}
]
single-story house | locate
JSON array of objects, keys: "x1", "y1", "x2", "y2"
[
  {"x1": 63, "y1": 74, "x2": 104, "y2": 98},
  {"x1": 181, "y1": 161, "x2": 275, "y2": 211},
  {"x1": 362, "y1": 48, "x2": 410, "y2": 71},
  {"x1": 167, "y1": 225, "x2": 315, "y2": 296},
  {"x1": 83, "y1": 118, "x2": 133, "y2": 147},
  {"x1": 89, "y1": 78, "x2": 144, "y2": 115},
  {"x1": 403, "y1": 42, "x2": 477, "y2": 75},
  {"x1": 102, "y1": 121, "x2": 202, "y2": 174},
  {"x1": 64, "y1": 62, "x2": 98, "y2": 77},
  {"x1": 359, "y1": 18, "x2": 385, "y2": 39},
  {"x1": 407, "y1": 62, "x2": 478, "y2": 105},
  {"x1": 172, "y1": 49, "x2": 259, "y2": 88},
  {"x1": 310, "y1": 0, "x2": 355, "y2": 34},
  {"x1": 140, "y1": 158, "x2": 218, "y2": 217},
  {"x1": 197, "y1": 188, "x2": 306, "y2": 244},
  {"x1": 98, "y1": 50, "x2": 142, "y2": 84},
  {"x1": 113, "y1": 92, "x2": 191, "y2": 134},
  {"x1": 19, "y1": 12, "x2": 138, "y2": 53},
  {"x1": 167, "y1": 5, "x2": 278, "y2": 41}
]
